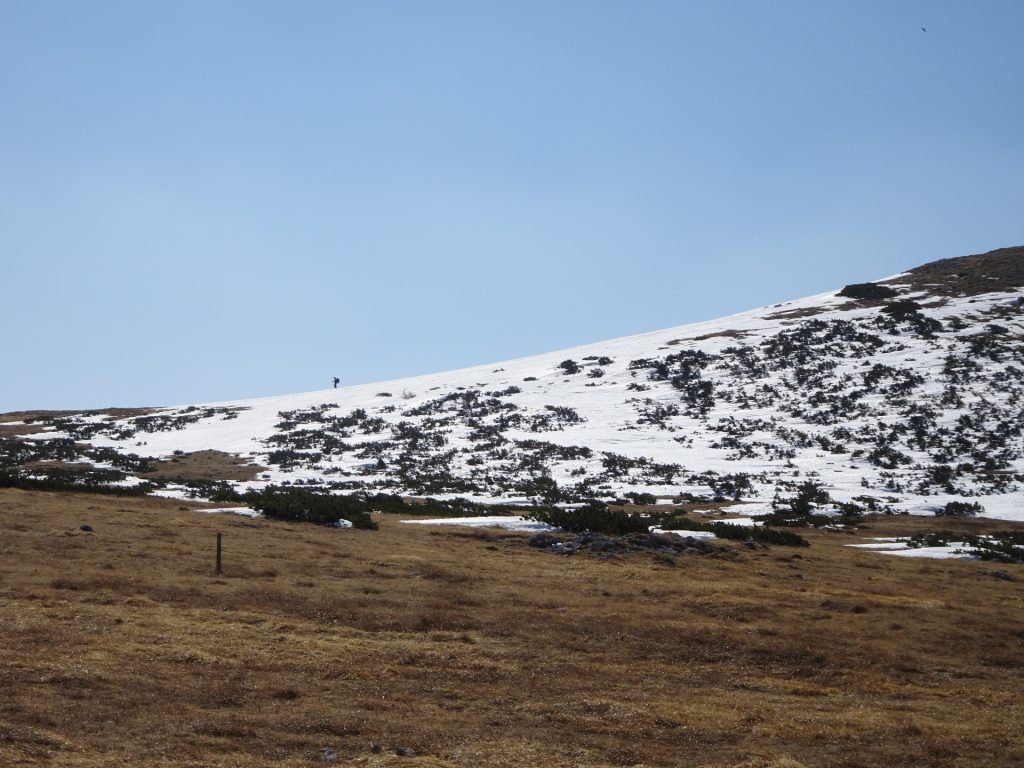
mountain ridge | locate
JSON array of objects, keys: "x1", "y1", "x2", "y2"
[{"x1": 4, "y1": 246, "x2": 1023, "y2": 520}]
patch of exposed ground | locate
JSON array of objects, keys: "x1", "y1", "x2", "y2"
[
  {"x1": 0, "y1": 410, "x2": 81, "y2": 424},
  {"x1": 688, "y1": 329, "x2": 758, "y2": 342},
  {"x1": 883, "y1": 245, "x2": 1024, "y2": 297},
  {"x1": 139, "y1": 449, "x2": 267, "y2": 482},
  {"x1": 1, "y1": 488, "x2": 1022, "y2": 768},
  {"x1": 0, "y1": 408, "x2": 158, "y2": 423},
  {"x1": 763, "y1": 306, "x2": 827, "y2": 321},
  {"x1": 0, "y1": 423, "x2": 47, "y2": 438},
  {"x1": 19, "y1": 461, "x2": 96, "y2": 472},
  {"x1": 0, "y1": 408, "x2": 160, "y2": 437}
]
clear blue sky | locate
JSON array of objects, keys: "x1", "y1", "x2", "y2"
[{"x1": 2, "y1": 1, "x2": 1022, "y2": 412}]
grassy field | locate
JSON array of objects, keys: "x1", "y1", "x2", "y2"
[{"x1": 1, "y1": 488, "x2": 1022, "y2": 767}]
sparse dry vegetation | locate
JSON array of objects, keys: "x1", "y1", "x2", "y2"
[
  {"x1": 884, "y1": 245, "x2": 1024, "y2": 296},
  {"x1": 2, "y1": 489, "x2": 1023, "y2": 767},
  {"x1": 139, "y1": 449, "x2": 267, "y2": 482}
]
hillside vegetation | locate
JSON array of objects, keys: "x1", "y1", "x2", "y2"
[{"x1": 3, "y1": 247, "x2": 1022, "y2": 521}]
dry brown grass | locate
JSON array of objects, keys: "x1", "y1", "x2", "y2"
[
  {"x1": 1, "y1": 489, "x2": 1022, "y2": 767},
  {"x1": 139, "y1": 450, "x2": 267, "y2": 482},
  {"x1": 0, "y1": 409, "x2": 157, "y2": 438},
  {"x1": 762, "y1": 307, "x2": 827, "y2": 321},
  {"x1": 884, "y1": 245, "x2": 1024, "y2": 296}
]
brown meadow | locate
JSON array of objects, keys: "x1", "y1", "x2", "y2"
[{"x1": 1, "y1": 487, "x2": 1022, "y2": 767}]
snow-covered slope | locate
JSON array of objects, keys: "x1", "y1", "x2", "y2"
[{"x1": 11, "y1": 247, "x2": 1024, "y2": 520}]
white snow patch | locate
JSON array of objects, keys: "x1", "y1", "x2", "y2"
[
  {"x1": 147, "y1": 486, "x2": 195, "y2": 501},
  {"x1": 652, "y1": 529, "x2": 718, "y2": 541},
  {"x1": 400, "y1": 515, "x2": 556, "y2": 532},
  {"x1": 721, "y1": 502, "x2": 775, "y2": 517},
  {"x1": 201, "y1": 506, "x2": 263, "y2": 519},
  {"x1": 709, "y1": 517, "x2": 762, "y2": 527},
  {"x1": 880, "y1": 546, "x2": 973, "y2": 560},
  {"x1": 846, "y1": 537, "x2": 974, "y2": 559}
]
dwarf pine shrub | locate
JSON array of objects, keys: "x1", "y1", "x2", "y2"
[
  {"x1": 936, "y1": 500, "x2": 984, "y2": 517},
  {"x1": 838, "y1": 283, "x2": 898, "y2": 300},
  {"x1": 243, "y1": 487, "x2": 378, "y2": 529},
  {"x1": 530, "y1": 501, "x2": 652, "y2": 535}
]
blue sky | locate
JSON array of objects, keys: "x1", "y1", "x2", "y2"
[{"x1": 2, "y1": 0, "x2": 1022, "y2": 412}]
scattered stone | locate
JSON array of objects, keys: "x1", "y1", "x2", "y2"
[
  {"x1": 528, "y1": 530, "x2": 720, "y2": 560},
  {"x1": 79, "y1": 524, "x2": 94, "y2": 532},
  {"x1": 370, "y1": 743, "x2": 383, "y2": 754},
  {"x1": 320, "y1": 747, "x2": 338, "y2": 763},
  {"x1": 989, "y1": 570, "x2": 1015, "y2": 581},
  {"x1": 394, "y1": 746, "x2": 417, "y2": 757},
  {"x1": 528, "y1": 533, "x2": 558, "y2": 548}
]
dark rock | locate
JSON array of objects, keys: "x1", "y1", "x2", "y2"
[
  {"x1": 989, "y1": 570, "x2": 1015, "y2": 581},
  {"x1": 320, "y1": 747, "x2": 338, "y2": 763},
  {"x1": 79, "y1": 524, "x2": 94, "y2": 532},
  {"x1": 394, "y1": 746, "x2": 417, "y2": 757},
  {"x1": 584, "y1": 534, "x2": 620, "y2": 553},
  {"x1": 529, "y1": 530, "x2": 722, "y2": 560},
  {"x1": 528, "y1": 533, "x2": 557, "y2": 548},
  {"x1": 623, "y1": 533, "x2": 661, "y2": 549}
]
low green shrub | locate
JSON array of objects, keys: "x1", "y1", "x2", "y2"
[
  {"x1": 530, "y1": 501, "x2": 652, "y2": 535},
  {"x1": 906, "y1": 530, "x2": 1023, "y2": 563},
  {"x1": 623, "y1": 491, "x2": 657, "y2": 505},
  {"x1": 0, "y1": 468, "x2": 157, "y2": 497},
  {"x1": 665, "y1": 516, "x2": 809, "y2": 547},
  {"x1": 969, "y1": 531, "x2": 1024, "y2": 564},
  {"x1": 529, "y1": 504, "x2": 810, "y2": 547},
  {"x1": 936, "y1": 500, "x2": 984, "y2": 517},
  {"x1": 838, "y1": 282, "x2": 898, "y2": 300},
  {"x1": 881, "y1": 300, "x2": 922, "y2": 316},
  {"x1": 243, "y1": 487, "x2": 378, "y2": 529}
]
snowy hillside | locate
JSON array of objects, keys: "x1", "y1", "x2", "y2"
[{"x1": 6, "y1": 246, "x2": 1024, "y2": 520}]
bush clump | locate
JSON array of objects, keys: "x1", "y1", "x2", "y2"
[
  {"x1": 0, "y1": 467, "x2": 158, "y2": 497},
  {"x1": 838, "y1": 282, "x2": 898, "y2": 301},
  {"x1": 244, "y1": 487, "x2": 378, "y2": 529},
  {"x1": 665, "y1": 516, "x2": 809, "y2": 547},
  {"x1": 242, "y1": 488, "x2": 499, "y2": 527},
  {"x1": 558, "y1": 359, "x2": 581, "y2": 375},
  {"x1": 906, "y1": 530, "x2": 1023, "y2": 563},
  {"x1": 881, "y1": 300, "x2": 922, "y2": 316},
  {"x1": 529, "y1": 503, "x2": 810, "y2": 547},
  {"x1": 936, "y1": 500, "x2": 984, "y2": 517},
  {"x1": 530, "y1": 501, "x2": 652, "y2": 535},
  {"x1": 622, "y1": 491, "x2": 657, "y2": 505},
  {"x1": 769, "y1": 481, "x2": 831, "y2": 518}
]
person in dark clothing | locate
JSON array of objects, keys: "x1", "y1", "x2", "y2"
[{"x1": 333, "y1": 377, "x2": 340, "y2": 389}]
